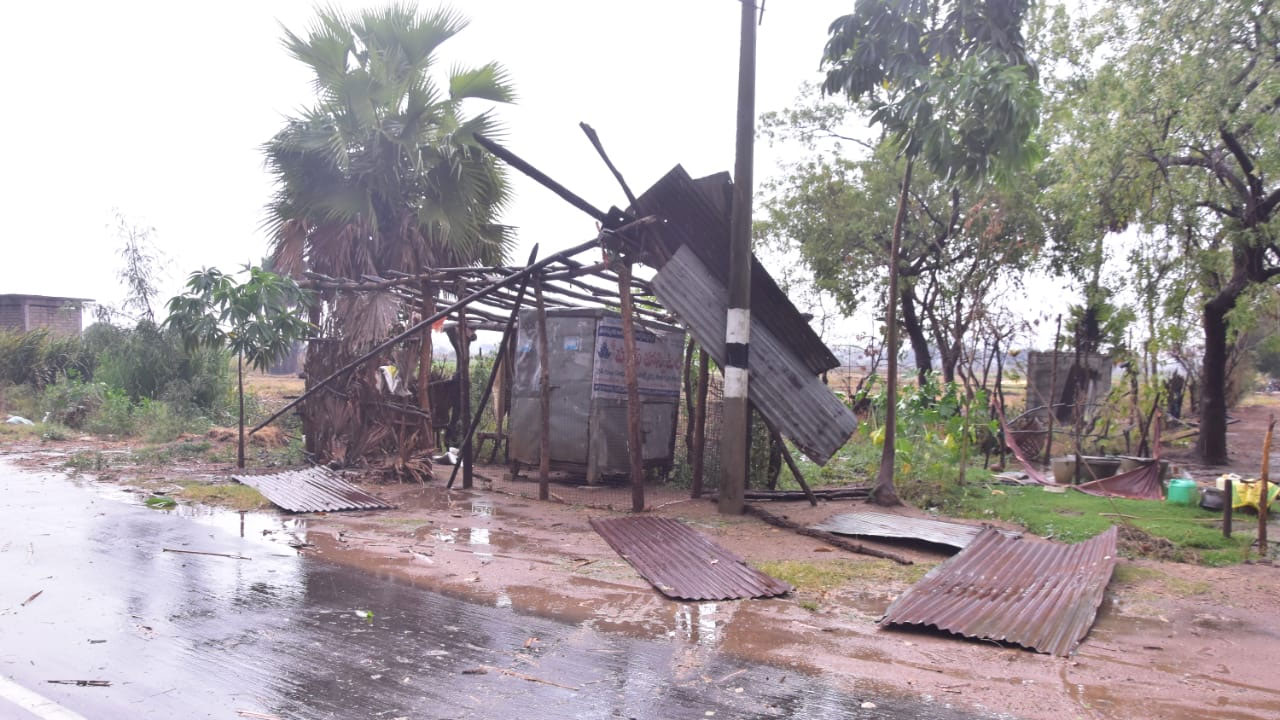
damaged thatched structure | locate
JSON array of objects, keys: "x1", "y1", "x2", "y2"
[{"x1": 256, "y1": 133, "x2": 857, "y2": 510}]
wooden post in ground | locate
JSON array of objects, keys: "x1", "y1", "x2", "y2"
[
  {"x1": 1260, "y1": 415, "x2": 1275, "y2": 555},
  {"x1": 535, "y1": 281, "x2": 551, "y2": 501},
  {"x1": 457, "y1": 280, "x2": 473, "y2": 489},
  {"x1": 419, "y1": 282, "x2": 437, "y2": 449},
  {"x1": 616, "y1": 260, "x2": 646, "y2": 513},
  {"x1": 690, "y1": 348, "x2": 709, "y2": 498},
  {"x1": 1224, "y1": 477, "x2": 1233, "y2": 539},
  {"x1": 1044, "y1": 314, "x2": 1061, "y2": 465}
]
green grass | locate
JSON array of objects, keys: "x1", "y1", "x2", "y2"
[
  {"x1": 950, "y1": 485, "x2": 1252, "y2": 566},
  {"x1": 175, "y1": 481, "x2": 270, "y2": 511},
  {"x1": 757, "y1": 558, "x2": 934, "y2": 592}
]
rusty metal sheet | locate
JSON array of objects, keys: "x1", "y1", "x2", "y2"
[
  {"x1": 232, "y1": 467, "x2": 393, "y2": 513},
  {"x1": 812, "y1": 511, "x2": 1020, "y2": 551},
  {"x1": 651, "y1": 245, "x2": 856, "y2": 465},
  {"x1": 589, "y1": 516, "x2": 791, "y2": 601},
  {"x1": 632, "y1": 166, "x2": 840, "y2": 375},
  {"x1": 880, "y1": 526, "x2": 1118, "y2": 656}
]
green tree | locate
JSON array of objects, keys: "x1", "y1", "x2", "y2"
[
  {"x1": 821, "y1": 0, "x2": 1041, "y2": 504},
  {"x1": 165, "y1": 267, "x2": 313, "y2": 468},
  {"x1": 758, "y1": 103, "x2": 1047, "y2": 386},
  {"x1": 1054, "y1": 0, "x2": 1280, "y2": 464},
  {"x1": 263, "y1": 4, "x2": 515, "y2": 442}
]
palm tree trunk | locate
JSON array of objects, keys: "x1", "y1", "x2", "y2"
[
  {"x1": 237, "y1": 350, "x2": 246, "y2": 469},
  {"x1": 870, "y1": 157, "x2": 913, "y2": 507}
]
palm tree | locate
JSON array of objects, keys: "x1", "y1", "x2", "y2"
[{"x1": 263, "y1": 4, "x2": 515, "y2": 460}]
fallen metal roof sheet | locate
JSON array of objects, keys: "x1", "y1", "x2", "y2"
[
  {"x1": 651, "y1": 245, "x2": 857, "y2": 465},
  {"x1": 812, "y1": 511, "x2": 1020, "y2": 551},
  {"x1": 632, "y1": 166, "x2": 840, "y2": 375},
  {"x1": 589, "y1": 516, "x2": 791, "y2": 601},
  {"x1": 880, "y1": 526, "x2": 1118, "y2": 656},
  {"x1": 232, "y1": 466, "x2": 393, "y2": 513}
]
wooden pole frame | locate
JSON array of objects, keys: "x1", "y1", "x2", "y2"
[
  {"x1": 690, "y1": 348, "x2": 709, "y2": 498},
  {"x1": 535, "y1": 281, "x2": 551, "y2": 502},
  {"x1": 616, "y1": 260, "x2": 646, "y2": 513}
]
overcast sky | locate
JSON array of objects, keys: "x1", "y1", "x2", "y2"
[{"x1": 1, "y1": 1, "x2": 847, "y2": 306}]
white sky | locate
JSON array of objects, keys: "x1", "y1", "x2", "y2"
[
  {"x1": 1, "y1": 0, "x2": 1079, "y2": 354},
  {"x1": 1, "y1": 2, "x2": 845, "y2": 302}
]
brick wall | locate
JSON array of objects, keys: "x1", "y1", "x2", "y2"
[
  {"x1": 0, "y1": 298, "x2": 23, "y2": 332},
  {"x1": 0, "y1": 297, "x2": 83, "y2": 336}
]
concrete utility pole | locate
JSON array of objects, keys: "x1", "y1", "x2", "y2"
[{"x1": 719, "y1": 0, "x2": 757, "y2": 515}]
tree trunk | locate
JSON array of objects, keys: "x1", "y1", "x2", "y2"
[
  {"x1": 900, "y1": 288, "x2": 932, "y2": 386},
  {"x1": 237, "y1": 350, "x2": 245, "y2": 470},
  {"x1": 871, "y1": 158, "x2": 913, "y2": 507},
  {"x1": 1198, "y1": 296, "x2": 1234, "y2": 464}
]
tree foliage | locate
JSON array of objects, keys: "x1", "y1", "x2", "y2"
[
  {"x1": 820, "y1": 0, "x2": 1042, "y2": 504},
  {"x1": 1051, "y1": 0, "x2": 1280, "y2": 463},
  {"x1": 264, "y1": 4, "x2": 515, "y2": 346}
]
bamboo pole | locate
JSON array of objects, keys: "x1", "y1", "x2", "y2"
[
  {"x1": 447, "y1": 249, "x2": 537, "y2": 489},
  {"x1": 456, "y1": 279, "x2": 473, "y2": 489},
  {"x1": 1261, "y1": 415, "x2": 1275, "y2": 555},
  {"x1": 418, "y1": 282, "x2": 437, "y2": 450},
  {"x1": 690, "y1": 348, "x2": 709, "y2": 498},
  {"x1": 535, "y1": 282, "x2": 551, "y2": 502},
  {"x1": 616, "y1": 260, "x2": 646, "y2": 513},
  {"x1": 1044, "y1": 314, "x2": 1061, "y2": 465}
]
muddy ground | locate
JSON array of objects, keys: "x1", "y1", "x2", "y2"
[{"x1": 4, "y1": 391, "x2": 1280, "y2": 719}]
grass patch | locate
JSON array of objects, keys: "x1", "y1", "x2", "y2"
[
  {"x1": 950, "y1": 485, "x2": 1251, "y2": 566},
  {"x1": 175, "y1": 481, "x2": 270, "y2": 511},
  {"x1": 757, "y1": 558, "x2": 933, "y2": 592},
  {"x1": 1112, "y1": 564, "x2": 1213, "y2": 597}
]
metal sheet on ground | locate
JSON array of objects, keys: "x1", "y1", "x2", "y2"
[
  {"x1": 232, "y1": 466, "x2": 393, "y2": 512},
  {"x1": 811, "y1": 511, "x2": 1020, "y2": 551},
  {"x1": 589, "y1": 516, "x2": 791, "y2": 601},
  {"x1": 880, "y1": 526, "x2": 1118, "y2": 656}
]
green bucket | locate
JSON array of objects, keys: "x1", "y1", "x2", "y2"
[{"x1": 1166, "y1": 477, "x2": 1197, "y2": 505}]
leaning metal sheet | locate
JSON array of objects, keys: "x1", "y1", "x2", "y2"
[
  {"x1": 232, "y1": 466, "x2": 393, "y2": 513},
  {"x1": 589, "y1": 516, "x2": 792, "y2": 601},
  {"x1": 880, "y1": 526, "x2": 1118, "y2": 656},
  {"x1": 811, "y1": 511, "x2": 1020, "y2": 551}
]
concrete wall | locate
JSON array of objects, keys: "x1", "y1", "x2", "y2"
[{"x1": 1026, "y1": 350, "x2": 1113, "y2": 420}]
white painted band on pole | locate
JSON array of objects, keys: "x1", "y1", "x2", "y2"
[
  {"x1": 0, "y1": 675, "x2": 89, "y2": 720},
  {"x1": 725, "y1": 308, "x2": 750, "y2": 344},
  {"x1": 724, "y1": 366, "x2": 749, "y2": 399}
]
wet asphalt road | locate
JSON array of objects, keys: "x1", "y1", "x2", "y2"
[{"x1": 0, "y1": 460, "x2": 994, "y2": 720}]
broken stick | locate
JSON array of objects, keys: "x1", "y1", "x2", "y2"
[
  {"x1": 162, "y1": 548, "x2": 251, "y2": 560},
  {"x1": 741, "y1": 504, "x2": 913, "y2": 565}
]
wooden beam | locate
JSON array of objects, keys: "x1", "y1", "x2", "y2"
[
  {"x1": 616, "y1": 260, "x2": 646, "y2": 513},
  {"x1": 535, "y1": 281, "x2": 551, "y2": 502}
]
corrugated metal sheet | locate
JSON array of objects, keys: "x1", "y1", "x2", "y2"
[
  {"x1": 881, "y1": 526, "x2": 1118, "y2": 656},
  {"x1": 632, "y1": 166, "x2": 840, "y2": 375},
  {"x1": 232, "y1": 467, "x2": 393, "y2": 513},
  {"x1": 812, "y1": 511, "x2": 1020, "y2": 551},
  {"x1": 589, "y1": 516, "x2": 792, "y2": 601},
  {"x1": 651, "y1": 245, "x2": 857, "y2": 465}
]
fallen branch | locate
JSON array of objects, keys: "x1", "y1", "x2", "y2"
[
  {"x1": 477, "y1": 664, "x2": 578, "y2": 691},
  {"x1": 741, "y1": 504, "x2": 913, "y2": 565},
  {"x1": 47, "y1": 680, "x2": 110, "y2": 687},
  {"x1": 237, "y1": 712, "x2": 283, "y2": 720},
  {"x1": 162, "y1": 548, "x2": 251, "y2": 560},
  {"x1": 21, "y1": 590, "x2": 42, "y2": 606}
]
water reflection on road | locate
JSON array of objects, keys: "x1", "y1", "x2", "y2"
[{"x1": 0, "y1": 461, "x2": 990, "y2": 719}]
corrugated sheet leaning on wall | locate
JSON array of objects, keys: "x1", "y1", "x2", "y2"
[
  {"x1": 880, "y1": 526, "x2": 1119, "y2": 656},
  {"x1": 812, "y1": 511, "x2": 1021, "y2": 551},
  {"x1": 650, "y1": 245, "x2": 857, "y2": 465},
  {"x1": 589, "y1": 516, "x2": 792, "y2": 601},
  {"x1": 232, "y1": 466, "x2": 393, "y2": 513}
]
